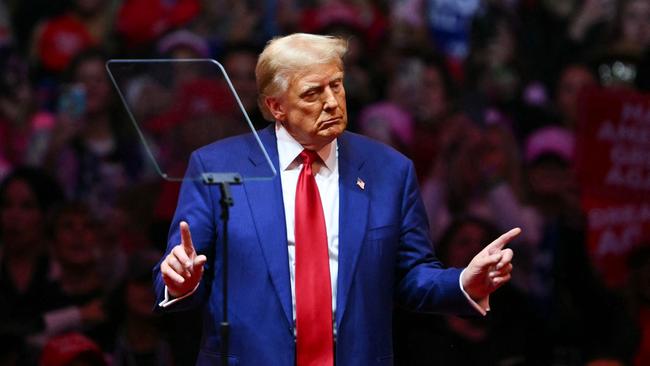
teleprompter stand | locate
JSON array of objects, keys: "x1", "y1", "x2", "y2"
[
  {"x1": 105, "y1": 59, "x2": 277, "y2": 366},
  {"x1": 202, "y1": 172, "x2": 242, "y2": 366}
]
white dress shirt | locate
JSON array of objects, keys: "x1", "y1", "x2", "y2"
[{"x1": 276, "y1": 122, "x2": 340, "y2": 320}]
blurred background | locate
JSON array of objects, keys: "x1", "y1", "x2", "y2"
[{"x1": 0, "y1": 0, "x2": 649, "y2": 365}]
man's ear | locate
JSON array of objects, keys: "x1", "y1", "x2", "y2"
[{"x1": 264, "y1": 96, "x2": 285, "y2": 122}]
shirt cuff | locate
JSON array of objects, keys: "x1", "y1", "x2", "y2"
[
  {"x1": 158, "y1": 284, "x2": 200, "y2": 308},
  {"x1": 459, "y1": 268, "x2": 490, "y2": 316}
]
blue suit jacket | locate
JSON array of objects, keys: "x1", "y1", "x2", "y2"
[{"x1": 153, "y1": 126, "x2": 476, "y2": 365}]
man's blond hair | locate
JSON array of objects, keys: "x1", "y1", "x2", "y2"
[{"x1": 255, "y1": 33, "x2": 348, "y2": 121}]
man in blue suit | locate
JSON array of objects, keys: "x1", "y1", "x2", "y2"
[{"x1": 153, "y1": 33, "x2": 519, "y2": 365}]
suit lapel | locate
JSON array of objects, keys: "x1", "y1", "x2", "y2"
[
  {"x1": 243, "y1": 125, "x2": 293, "y2": 328},
  {"x1": 242, "y1": 128, "x2": 371, "y2": 331},
  {"x1": 335, "y1": 133, "x2": 369, "y2": 330}
]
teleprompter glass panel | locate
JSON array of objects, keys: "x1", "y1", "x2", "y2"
[{"x1": 106, "y1": 59, "x2": 276, "y2": 182}]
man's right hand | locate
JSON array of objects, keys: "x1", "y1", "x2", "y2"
[{"x1": 161, "y1": 221, "x2": 207, "y2": 298}]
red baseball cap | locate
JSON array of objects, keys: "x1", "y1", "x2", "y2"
[
  {"x1": 37, "y1": 14, "x2": 96, "y2": 72},
  {"x1": 39, "y1": 333, "x2": 106, "y2": 366},
  {"x1": 116, "y1": 0, "x2": 200, "y2": 47}
]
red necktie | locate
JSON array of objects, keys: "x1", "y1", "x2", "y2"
[{"x1": 295, "y1": 149, "x2": 334, "y2": 366}]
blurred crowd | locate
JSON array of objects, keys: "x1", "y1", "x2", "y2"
[{"x1": 0, "y1": 0, "x2": 649, "y2": 365}]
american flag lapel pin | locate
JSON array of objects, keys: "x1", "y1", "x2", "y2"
[{"x1": 356, "y1": 177, "x2": 365, "y2": 190}]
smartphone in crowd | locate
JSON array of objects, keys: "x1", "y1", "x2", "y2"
[{"x1": 58, "y1": 84, "x2": 87, "y2": 120}]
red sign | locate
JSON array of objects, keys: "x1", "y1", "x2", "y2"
[{"x1": 576, "y1": 87, "x2": 650, "y2": 287}]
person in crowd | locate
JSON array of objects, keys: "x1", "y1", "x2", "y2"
[
  {"x1": 112, "y1": 249, "x2": 173, "y2": 366},
  {"x1": 31, "y1": 202, "x2": 116, "y2": 352},
  {"x1": 409, "y1": 53, "x2": 460, "y2": 180},
  {"x1": 521, "y1": 126, "x2": 638, "y2": 365},
  {"x1": 421, "y1": 119, "x2": 540, "y2": 245},
  {"x1": 553, "y1": 63, "x2": 598, "y2": 129},
  {"x1": 357, "y1": 100, "x2": 415, "y2": 155},
  {"x1": 44, "y1": 49, "x2": 143, "y2": 219},
  {"x1": 149, "y1": 29, "x2": 245, "y2": 155},
  {"x1": 30, "y1": 0, "x2": 115, "y2": 73},
  {"x1": 0, "y1": 167, "x2": 64, "y2": 364},
  {"x1": 157, "y1": 28, "x2": 211, "y2": 60},
  {"x1": 358, "y1": 52, "x2": 459, "y2": 180},
  {"x1": 356, "y1": 52, "x2": 421, "y2": 152},
  {"x1": 394, "y1": 216, "x2": 537, "y2": 365},
  {"x1": 0, "y1": 51, "x2": 56, "y2": 175}
]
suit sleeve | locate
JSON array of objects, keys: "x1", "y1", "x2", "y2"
[
  {"x1": 153, "y1": 151, "x2": 217, "y2": 312},
  {"x1": 394, "y1": 160, "x2": 478, "y2": 315}
]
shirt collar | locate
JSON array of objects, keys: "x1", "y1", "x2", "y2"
[{"x1": 275, "y1": 121, "x2": 337, "y2": 173}]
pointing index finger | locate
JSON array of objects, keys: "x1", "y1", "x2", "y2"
[
  {"x1": 180, "y1": 221, "x2": 194, "y2": 254},
  {"x1": 488, "y1": 227, "x2": 521, "y2": 253}
]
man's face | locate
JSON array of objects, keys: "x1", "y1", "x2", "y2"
[{"x1": 267, "y1": 62, "x2": 347, "y2": 150}]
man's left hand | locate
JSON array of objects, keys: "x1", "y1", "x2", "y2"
[{"x1": 461, "y1": 228, "x2": 520, "y2": 302}]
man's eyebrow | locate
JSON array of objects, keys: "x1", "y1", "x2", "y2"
[
  {"x1": 298, "y1": 83, "x2": 323, "y2": 94},
  {"x1": 298, "y1": 73, "x2": 344, "y2": 93},
  {"x1": 329, "y1": 73, "x2": 344, "y2": 82}
]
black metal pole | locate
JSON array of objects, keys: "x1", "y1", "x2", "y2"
[
  {"x1": 219, "y1": 181, "x2": 233, "y2": 366},
  {"x1": 201, "y1": 173, "x2": 240, "y2": 366}
]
